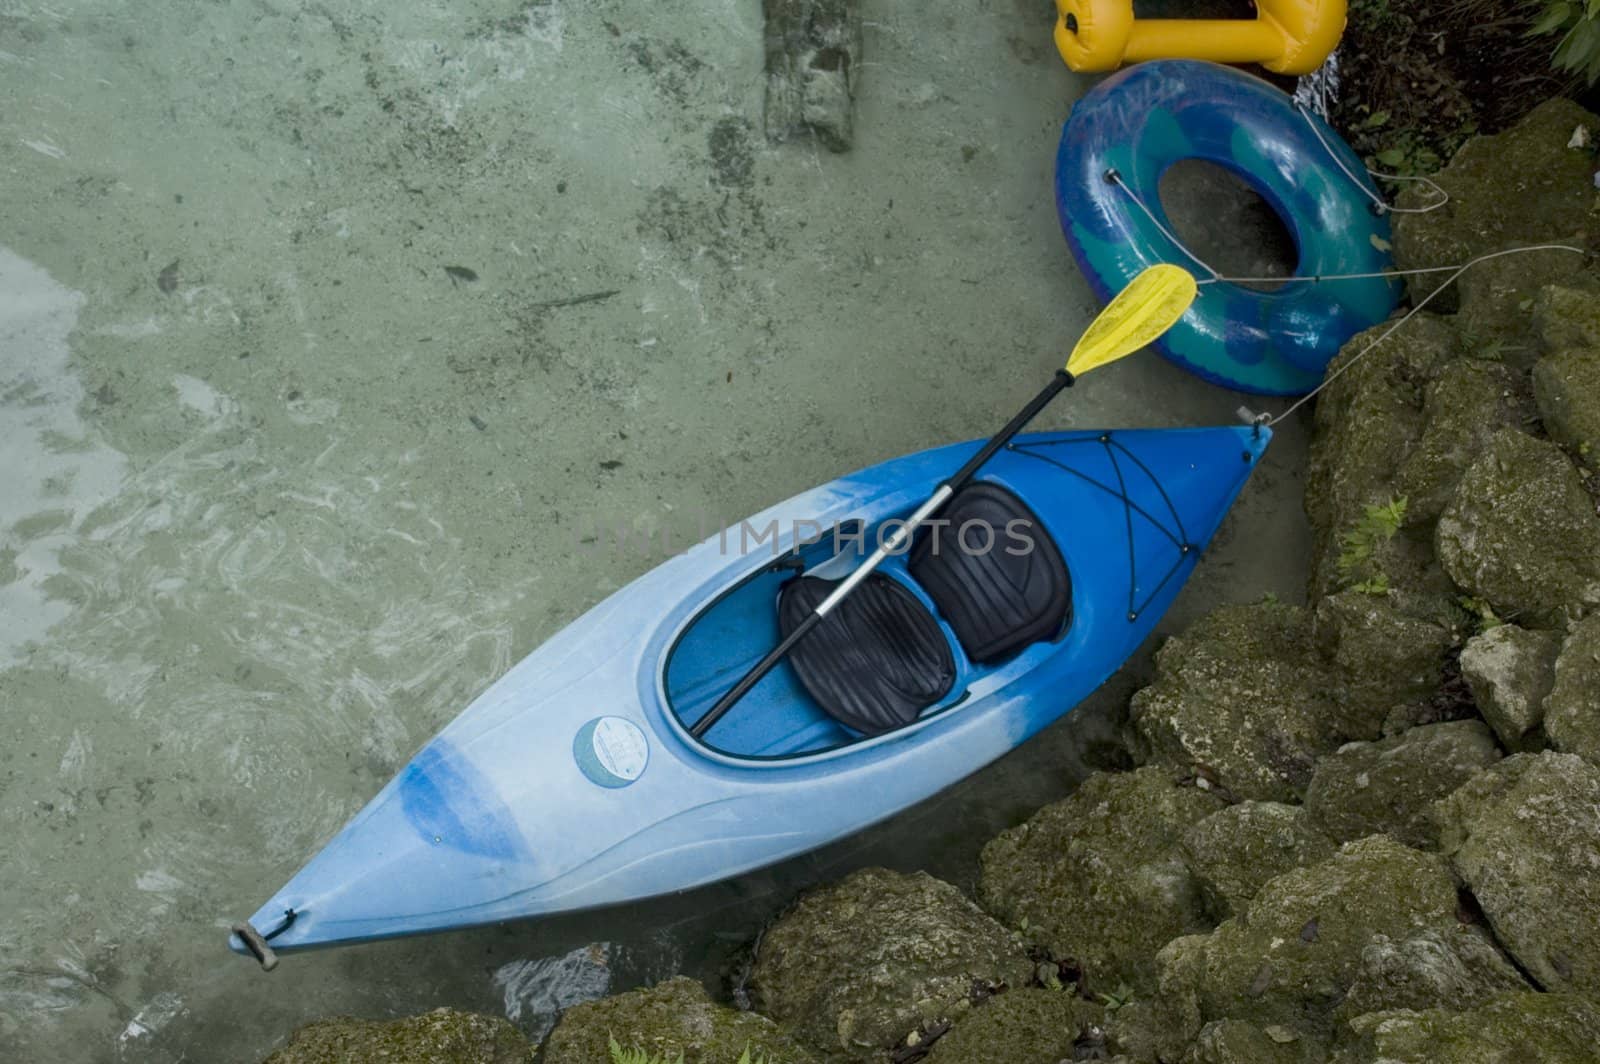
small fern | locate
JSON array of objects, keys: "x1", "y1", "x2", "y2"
[
  {"x1": 1337, "y1": 497, "x2": 1407, "y2": 595},
  {"x1": 608, "y1": 1035, "x2": 684, "y2": 1064},
  {"x1": 1457, "y1": 595, "x2": 1504, "y2": 635},
  {"x1": 1096, "y1": 982, "x2": 1135, "y2": 1012}
]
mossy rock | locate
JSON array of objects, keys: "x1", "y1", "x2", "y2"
[
  {"x1": 1433, "y1": 752, "x2": 1600, "y2": 992},
  {"x1": 1335, "y1": 993, "x2": 1600, "y2": 1063},
  {"x1": 1304, "y1": 314, "x2": 1460, "y2": 599},
  {"x1": 1535, "y1": 284, "x2": 1600, "y2": 352},
  {"x1": 1435, "y1": 429, "x2": 1600, "y2": 626},
  {"x1": 977, "y1": 767, "x2": 1223, "y2": 995},
  {"x1": 1183, "y1": 1018, "x2": 1319, "y2": 1064},
  {"x1": 1302, "y1": 720, "x2": 1500, "y2": 849},
  {"x1": 541, "y1": 977, "x2": 821, "y2": 1064},
  {"x1": 1392, "y1": 98, "x2": 1600, "y2": 308},
  {"x1": 1458, "y1": 624, "x2": 1560, "y2": 750},
  {"x1": 1162, "y1": 836, "x2": 1472, "y2": 1038},
  {"x1": 750, "y1": 868, "x2": 1031, "y2": 1058},
  {"x1": 1103, "y1": 957, "x2": 1206, "y2": 1064},
  {"x1": 1180, "y1": 802, "x2": 1336, "y2": 920},
  {"x1": 261, "y1": 1008, "x2": 535, "y2": 1064},
  {"x1": 1392, "y1": 359, "x2": 1534, "y2": 522},
  {"x1": 924, "y1": 987, "x2": 1104, "y2": 1064},
  {"x1": 1332, "y1": 927, "x2": 1529, "y2": 1024},
  {"x1": 1312, "y1": 591, "x2": 1459, "y2": 727},
  {"x1": 1456, "y1": 249, "x2": 1600, "y2": 355},
  {"x1": 1129, "y1": 602, "x2": 1343, "y2": 803},
  {"x1": 1545, "y1": 613, "x2": 1600, "y2": 765},
  {"x1": 1533, "y1": 347, "x2": 1600, "y2": 471}
]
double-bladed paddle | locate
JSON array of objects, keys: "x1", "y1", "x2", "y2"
[{"x1": 689, "y1": 264, "x2": 1198, "y2": 740}]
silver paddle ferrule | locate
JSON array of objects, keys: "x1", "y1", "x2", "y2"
[{"x1": 815, "y1": 485, "x2": 953, "y2": 616}]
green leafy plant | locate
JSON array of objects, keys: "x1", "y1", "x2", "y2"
[
  {"x1": 1337, "y1": 497, "x2": 1408, "y2": 595},
  {"x1": 1530, "y1": 0, "x2": 1600, "y2": 84},
  {"x1": 1457, "y1": 595, "x2": 1504, "y2": 635},
  {"x1": 607, "y1": 1036, "x2": 773, "y2": 1064},
  {"x1": 1096, "y1": 983, "x2": 1135, "y2": 1013}
]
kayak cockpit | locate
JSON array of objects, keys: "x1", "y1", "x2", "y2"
[{"x1": 664, "y1": 482, "x2": 1072, "y2": 758}]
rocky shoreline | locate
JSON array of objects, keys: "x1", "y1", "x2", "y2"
[{"x1": 261, "y1": 99, "x2": 1600, "y2": 1064}]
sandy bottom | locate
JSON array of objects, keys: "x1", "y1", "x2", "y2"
[{"x1": 1, "y1": 1, "x2": 1308, "y2": 1059}]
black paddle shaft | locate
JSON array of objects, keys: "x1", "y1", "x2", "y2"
[{"x1": 688, "y1": 369, "x2": 1074, "y2": 741}]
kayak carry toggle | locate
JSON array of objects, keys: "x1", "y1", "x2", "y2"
[{"x1": 230, "y1": 909, "x2": 297, "y2": 971}]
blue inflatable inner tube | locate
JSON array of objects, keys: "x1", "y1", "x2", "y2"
[{"x1": 1056, "y1": 60, "x2": 1402, "y2": 396}]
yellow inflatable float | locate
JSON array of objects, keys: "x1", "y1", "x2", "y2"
[{"x1": 1053, "y1": 0, "x2": 1344, "y2": 75}]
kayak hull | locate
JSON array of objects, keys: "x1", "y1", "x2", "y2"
[{"x1": 232, "y1": 424, "x2": 1269, "y2": 955}]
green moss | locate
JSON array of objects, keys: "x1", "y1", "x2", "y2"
[
  {"x1": 1131, "y1": 602, "x2": 1388, "y2": 803},
  {"x1": 543, "y1": 978, "x2": 820, "y2": 1064},
  {"x1": 924, "y1": 988, "x2": 1104, "y2": 1064},
  {"x1": 1433, "y1": 752, "x2": 1600, "y2": 991},
  {"x1": 1339, "y1": 993, "x2": 1600, "y2": 1063},
  {"x1": 1546, "y1": 613, "x2": 1600, "y2": 763},
  {"x1": 1394, "y1": 360, "x2": 1534, "y2": 521},
  {"x1": 1166, "y1": 836, "x2": 1465, "y2": 1038},
  {"x1": 750, "y1": 869, "x2": 1030, "y2": 1058},
  {"x1": 1534, "y1": 347, "x2": 1600, "y2": 470},
  {"x1": 1302, "y1": 720, "x2": 1500, "y2": 849},
  {"x1": 1304, "y1": 314, "x2": 1460, "y2": 600},
  {"x1": 1435, "y1": 429, "x2": 1600, "y2": 624},
  {"x1": 978, "y1": 768, "x2": 1223, "y2": 995},
  {"x1": 1180, "y1": 802, "x2": 1337, "y2": 920},
  {"x1": 1391, "y1": 98, "x2": 1600, "y2": 307},
  {"x1": 1535, "y1": 284, "x2": 1600, "y2": 351}
]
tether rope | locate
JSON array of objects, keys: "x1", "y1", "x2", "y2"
[{"x1": 1096, "y1": 114, "x2": 1588, "y2": 428}]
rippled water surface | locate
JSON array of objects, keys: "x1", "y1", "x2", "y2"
[{"x1": 3, "y1": 2, "x2": 1309, "y2": 1059}]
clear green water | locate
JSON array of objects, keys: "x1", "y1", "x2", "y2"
[{"x1": 1, "y1": 1, "x2": 1308, "y2": 1059}]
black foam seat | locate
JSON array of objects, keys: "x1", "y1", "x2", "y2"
[
  {"x1": 909, "y1": 482, "x2": 1071, "y2": 664},
  {"x1": 778, "y1": 574, "x2": 955, "y2": 736}
]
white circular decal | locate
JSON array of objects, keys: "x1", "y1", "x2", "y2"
[{"x1": 580, "y1": 716, "x2": 648, "y2": 787}]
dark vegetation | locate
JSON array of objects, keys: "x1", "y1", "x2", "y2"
[{"x1": 1333, "y1": 0, "x2": 1581, "y2": 171}]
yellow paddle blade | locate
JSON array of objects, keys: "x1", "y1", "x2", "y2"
[{"x1": 1066, "y1": 264, "x2": 1197, "y2": 377}]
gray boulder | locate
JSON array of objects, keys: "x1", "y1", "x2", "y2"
[
  {"x1": 977, "y1": 767, "x2": 1223, "y2": 994},
  {"x1": 1129, "y1": 603, "x2": 1340, "y2": 803},
  {"x1": 1433, "y1": 751, "x2": 1600, "y2": 992},
  {"x1": 1534, "y1": 347, "x2": 1600, "y2": 470},
  {"x1": 1459, "y1": 624, "x2": 1560, "y2": 750},
  {"x1": 1161, "y1": 836, "x2": 1479, "y2": 1038},
  {"x1": 1545, "y1": 613, "x2": 1600, "y2": 764},
  {"x1": 1335, "y1": 993, "x2": 1600, "y2": 1063},
  {"x1": 750, "y1": 867, "x2": 1031, "y2": 1057},
  {"x1": 1302, "y1": 721, "x2": 1501, "y2": 849},
  {"x1": 542, "y1": 976, "x2": 819, "y2": 1064},
  {"x1": 1435, "y1": 429, "x2": 1600, "y2": 625},
  {"x1": 1180, "y1": 802, "x2": 1336, "y2": 919},
  {"x1": 262, "y1": 1008, "x2": 534, "y2": 1064}
]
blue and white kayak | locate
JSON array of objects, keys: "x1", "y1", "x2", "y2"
[{"x1": 231, "y1": 423, "x2": 1269, "y2": 959}]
